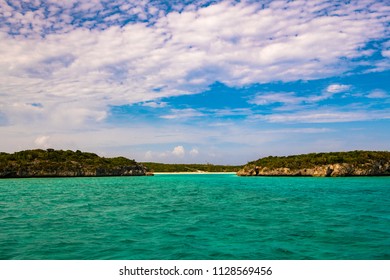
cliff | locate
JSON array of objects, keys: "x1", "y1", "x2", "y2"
[
  {"x1": 237, "y1": 151, "x2": 390, "y2": 177},
  {"x1": 0, "y1": 149, "x2": 150, "y2": 178}
]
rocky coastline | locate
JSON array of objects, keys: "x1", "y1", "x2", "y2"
[
  {"x1": 237, "y1": 151, "x2": 390, "y2": 177},
  {"x1": 0, "y1": 164, "x2": 149, "y2": 178}
]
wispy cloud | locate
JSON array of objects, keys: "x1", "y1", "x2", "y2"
[
  {"x1": 249, "y1": 83, "x2": 352, "y2": 110},
  {"x1": 141, "y1": 101, "x2": 168, "y2": 108},
  {"x1": 258, "y1": 110, "x2": 390, "y2": 124},
  {"x1": 249, "y1": 92, "x2": 303, "y2": 106},
  {"x1": 161, "y1": 108, "x2": 205, "y2": 119},
  {"x1": 367, "y1": 89, "x2": 388, "y2": 99}
]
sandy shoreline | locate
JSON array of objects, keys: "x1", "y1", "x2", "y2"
[{"x1": 153, "y1": 172, "x2": 237, "y2": 175}]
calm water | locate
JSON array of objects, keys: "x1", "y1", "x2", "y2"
[{"x1": 0, "y1": 174, "x2": 389, "y2": 260}]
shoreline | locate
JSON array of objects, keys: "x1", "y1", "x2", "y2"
[{"x1": 153, "y1": 172, "x2": 237, "y2": 175}]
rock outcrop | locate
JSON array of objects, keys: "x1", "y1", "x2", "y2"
[
  {"x1": 237, "y1": 151, "x2": 390, "y2": 177},
  {"x1": 0, "y1": 163, "x2": 148, "y2": 178}
]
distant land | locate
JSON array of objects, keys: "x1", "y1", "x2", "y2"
[
  {"x1": 237, "y1": 150, "x2": 390, "y2": 177},
  {"x1": 1, "y1": 149, "x2": 390, "y2": 178},
  {"x1": 0, "y1": 149, "x2": 149, "y2": 178},
  {"x1": 141, "y1": 162, "x2": 241, "y2": 173}
]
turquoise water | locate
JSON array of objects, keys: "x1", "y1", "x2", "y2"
[{"x1": 0, "y1": 174, "x2": 389, "y2": 260}]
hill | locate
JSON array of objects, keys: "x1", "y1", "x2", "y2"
[
  {"x1": 237, "y1": 151, "x2": 390, "y2": 177},
  {"x1": 0, "y1": 149, "x2": 149, "y2": 178}
]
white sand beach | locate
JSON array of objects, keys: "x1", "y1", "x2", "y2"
[{"x1": 153, "y1": 172, "x2": 237, "y2": 175}]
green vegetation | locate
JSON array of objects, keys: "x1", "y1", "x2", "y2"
[
  {"x1": 0, "y1": 149, "x2": 145, "y2": 178},
  {"x1": 142, "y1": 162, "x2": 241, "y2": 173},
  {"x1": 3, "y1": 149, "x2": 389, "y2": 177},
  {"x1": 0, "y1": 149, "x2": 136, "y2": 166},
  {"x1": 246, "y1": 150, "x2": 390, "y2": 170}
]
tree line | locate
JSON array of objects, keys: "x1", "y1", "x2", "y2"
[{"x1": 247, "y1": 150, "x2": 390, "y2": 170}]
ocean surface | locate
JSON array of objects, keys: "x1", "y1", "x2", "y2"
[{"x1": 0, "y1": 174, "x2": 389, "y2": 260}]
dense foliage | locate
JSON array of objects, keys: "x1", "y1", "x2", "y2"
[
  {"x1": 142, "y1": 162, "x2": 241, "y2": 172},
  {"x1": 0, "y1": 149, "x2": 143, "y2": 177},
  {"x1": 247, "y1": 151, "x2": 390, "y2": 170},
  {"x1": 0, "y1": 149, "x2": 136, "y2": 166}
]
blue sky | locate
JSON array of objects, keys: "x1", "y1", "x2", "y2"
[{"x1": 0, "y1": 0, "x2": 389, "y2": 164}]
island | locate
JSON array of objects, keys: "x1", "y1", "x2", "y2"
[
  {"x1": 0, "y1": 149, "x2": 151, "y2": 178},
  {"x1": 237, "y1": 151, "x2": 390, "y2": 177},
  {"x1": 2, "y1": 149, "x2": 390, "y2": 178}
]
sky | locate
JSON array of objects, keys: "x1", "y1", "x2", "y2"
[{"x1": 0, "y1": 0, "x2": 389, "y2": 165}]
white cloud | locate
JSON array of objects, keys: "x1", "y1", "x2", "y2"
[
  {"x1": 144, "y1": 150, "x2": 153, "y2": 160},
  {"x1": 172, "y1": 145, "x2": 185, "y2": 157},
  {"x1": 258, "y1": 110, "x2": 390, "y2": 124},
  {"x1": 34, "y1": 135, "x2": 50, "y2": 148},
  {"x1": 381, "y1": 40, "x2": 390, "y2": 58},
  {"x1": 161, "y1": 108, "x2": 205, "y2": 119},
  {"x1": 190, "y1": 148, "x2": 199, "y2": 156},
  {"x1": 249, "y1": 85, "x2": 350, "y2": 108},
  {"x1": 326, "y1": 84, "x2": 351, "y2": 93},
  {"x1": 212, "y1": 108, "x2": 252, "y2": 117},
  {"x1": 367, "y1": 89, "x2": 388, "y2": 99},
  {"x1": 249, "y1": 92, "x2": 302, "y2": 106},
  {"x1": 158, "y1": 152, "x2": 168, "y2": 158},
  {"x1": 382, "y1": 50, "x2": 390, "y2": 58},
  {"x1": 141, "y1": 101, "x2": 168, "y2": 108}
]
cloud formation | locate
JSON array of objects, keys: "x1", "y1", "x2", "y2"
[
  {"x1": 172, "y1": 145, "x2": 185, "y2": 157},
  {"x1": 190, "y1": 148, "x2": 199, "y2": 156},
  {"x1": 367, "y1": 89, "x2": 388, "y2": 99},
  {"x1": 1, "y1": 0, "x2": 389, "y2": 163},
  {"x1": 326, "y1": 84, "x2": 351, "y2": 93},
  {"x1": 259, "y1": 110, "x2": 390, "y2": 124},
  {"x1": 1, "y1": 0, "x2": 389, "y2": 128},
  {"x1": 161, "y1": 108, "x2": 205, "y2": 119},
  {"x1": 34, "y1": 135, "x2": 51, "y2": 148}
]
